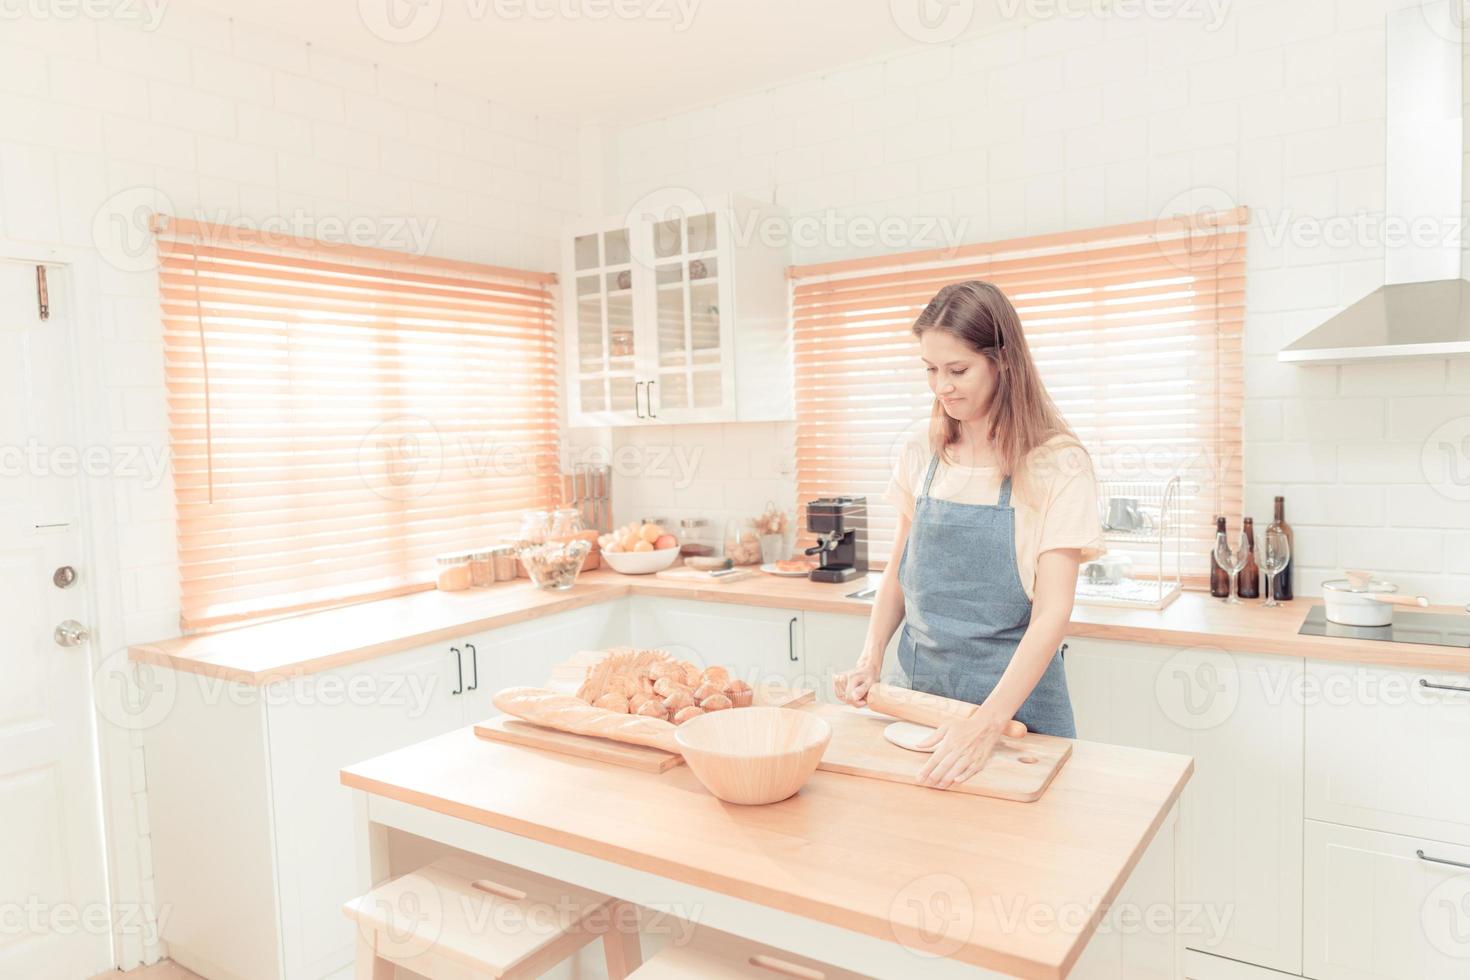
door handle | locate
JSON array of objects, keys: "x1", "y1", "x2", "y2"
[
  {"x1": 451, "y1": 646, "x2": 463, "y2": 695},
  {"x1": 1419, "y1": 678, "x2": 1470, "y2": 694},
  {"x1": 788, "y1": 616, "x2": 798, "y2": 663},
  {"x1": 54, "y1": 620, "x2": 91, "y2": 648},
  {"x1": 1417, "y1": 849, "x2": 1470, "y2": 870},
  {"x1": 635, "y1": 381, "x2": 645, "y2": 419},
  {"x1": 466, "y1": 643, "x2": 478, "y2": 691},
  {"x1": 647, "y1": 380, "x2": 657, "y2": 418}
]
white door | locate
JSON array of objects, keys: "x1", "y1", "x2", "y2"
[{"x1": 0, "y1": 260, "x2": 112, "y2": 977}]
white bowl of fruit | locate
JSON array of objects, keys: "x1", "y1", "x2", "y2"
[{"x1": 598, "y1": 521, "x2": 680, "y2": 574}]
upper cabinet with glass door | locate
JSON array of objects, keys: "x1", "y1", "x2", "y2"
[{"x1": 563, "y1": 195, "x2": 792, "y2": 427}]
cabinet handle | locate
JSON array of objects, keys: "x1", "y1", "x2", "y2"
[
  {"x1": 788, "y1": 616, "x2": 798, "y2": 663},
  {"x1": 451, "y1": 646, "x2": 463, "y2": 696},
  {"x1": 647, "y1": 380, "x2": 657, "y2": 418},
  {"x1": 466, "y1": 643, "x2": 478, "y2": 691},
  {"x1": 635, "y1": 381, "x2": 645, "y2": 419},
  {"x1": 1417, "y1": 849, "x2": 1470, "y2": 870},
  {"x1": 1419, "y1": 678, "x2": 1470, "y2": 694}
]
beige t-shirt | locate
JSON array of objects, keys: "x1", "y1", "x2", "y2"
[{"x1": 884, "y1": 431, "x2": 1105, "y2": 600}]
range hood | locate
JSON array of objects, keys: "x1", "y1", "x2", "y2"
[{"x1": 1280, "y1": 2, "x2": 1470, "y2": 363}]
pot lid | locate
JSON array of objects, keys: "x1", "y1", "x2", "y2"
[{"x1": 1323, "y1": 578, "x2": 1398, "y2": 594}]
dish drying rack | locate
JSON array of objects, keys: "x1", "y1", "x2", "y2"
[{"x1": 1075, "y1": 477, "x2": 1183, "y2": 611}]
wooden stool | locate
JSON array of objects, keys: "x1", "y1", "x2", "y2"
[
  {"x1": 344, "y1": 855, "x2": 641, "y2": 980},
  {"x1": 627, "y1": 927, "x2": 864, "y2": 979}
]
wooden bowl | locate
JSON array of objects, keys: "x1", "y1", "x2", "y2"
[{"x1": 673, "y1": 707, "x2": 831, "y2": 805}]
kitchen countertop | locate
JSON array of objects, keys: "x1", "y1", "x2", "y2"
[
  {"x1": 340, "y1": 723, "x2": 1193, "y2": 980},
  {"x1": 130, "y1": 568, "x2": 1470, "y2": 684}
]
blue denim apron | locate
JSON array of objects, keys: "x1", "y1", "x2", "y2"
[{"x1": 895, "y1": 452, "x2": 1076, "y2": 737}]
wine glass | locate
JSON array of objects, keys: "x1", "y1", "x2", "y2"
[
  {"x1": 1214, "y1": 530, "x2": 1247, "y2": 604},
  {"x1": 1260, "y1": 527, "x2": 1291, "y2": 608}
]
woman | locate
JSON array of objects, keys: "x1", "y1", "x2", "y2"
[{"x1": 834, "y1": 280, "x2": 1103, "y2": 789}]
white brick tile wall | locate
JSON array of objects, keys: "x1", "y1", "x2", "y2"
[
  {"x1": 598, "y1": 3, "x2": 1470, "y2": 602},
  {"x1": 3, "y1": 16, "x2": 577, "y2": 966}
]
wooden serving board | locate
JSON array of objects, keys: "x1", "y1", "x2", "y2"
[
  {"x1": 474, "y1": 686, "x2": 815, "y2": 771},
  {"x1": 653, "y1": 565, "x2": 759, "y2": 585},
  {"x1": 803, "y1": 702, "x2": 1072, "y2": 802}
]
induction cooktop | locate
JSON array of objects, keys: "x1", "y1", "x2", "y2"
[{"x1": 1297, "y1": 605, "x2": 1470, "y2": 649}]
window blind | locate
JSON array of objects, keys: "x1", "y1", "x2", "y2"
[
  {"x1": 790, "y1": 209, "x2": 1247, "y2": 580},
  {"x1": 156, "y1": 218, "x2": 560, "y2": 631}
]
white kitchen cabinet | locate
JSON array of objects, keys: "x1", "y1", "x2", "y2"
[
  {"x1": 457, "y1": 599, "x2": 631, "y2": 721},
  {"x1": 1303, "y1": 820, "x2": 1470, "y2": 980},
  {"x1": 801, "y1": 609, "x2": 903, "y2": 703},
  {"x1": 1304, "y1": 660, "x2": 1470, "y2": 849},
  {"x1": 564, "y1": 194, "x2": 791, "y2": 426},
  {"x1": 628, "y1": 595, "x2": 805, "y2": 690},
  {"x1": 144, "y1": 601, "x2": 630, "y2": 980},
  {"x1": 1065, "y1": 637, "x2": 1304, "y2": 976}
]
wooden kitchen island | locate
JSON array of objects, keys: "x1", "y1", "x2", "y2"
[{"x1": 341, "y1": 725, "x2": 1192, "y2": 980}]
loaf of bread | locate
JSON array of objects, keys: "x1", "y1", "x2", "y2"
[{"x1": 494, "y1": 687, "x2": 679, "y2": 750}]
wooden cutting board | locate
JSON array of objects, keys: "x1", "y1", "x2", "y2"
[
  {"x1": 804, "y1": 702, "x2": 1072, "y2": 802},
  {"x1": 474, "y1": 686, "x2": 815, "y2": 772},
  {"x1": 653, "y1": 565, "x2": 759, "y2": 585}
]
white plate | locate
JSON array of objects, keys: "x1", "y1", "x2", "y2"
[
  {"x1": 884, "y1": 720, "x2": 939, "y2": 753},
  {"x1": 760, "y1": 562, "x2": 812, "y2": 577}
]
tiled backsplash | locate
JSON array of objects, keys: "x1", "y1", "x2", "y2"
[{"x1": 588, "y1": 3, "x2": 1470, "y2": 603}]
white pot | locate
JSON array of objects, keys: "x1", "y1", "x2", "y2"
[{"x1": 1322, "y1": 578, "x2": 1397, "y2": 627}]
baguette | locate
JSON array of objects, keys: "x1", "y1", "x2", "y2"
[{"x1": 493, "y1": 686, "x2": 679, "y2": 752}]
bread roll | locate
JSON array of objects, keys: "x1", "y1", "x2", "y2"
[
  {"x1": 591, "y1": 692, "x2": 629, "y2": 713},
  {"x1": 653, "y1": 676, "x2": 689, "y2": 698},
  {"x1": 663, "y1": 691, "x2": 695, "y2": 715},
  {"x1": 493, "y1": 687, "x2": 677, "y2": 751},
  {"x1": 636, "y1": 700, "x2": 667, "y2": 719},
  {"x1": 699, "y1": 693, "x2": 732, "y2": 712},
  {"x1": 701, "y1": 665, "x2": 730, "y2": 687},
  {"x1": 679, "y1": 662, "x2": 702, "y2": 687},
  {"x1": 693, "y1": 681, "x2": 724, "y2": 702},
  {"x1": 672, "y1": 705, "x2": 705, "y2": 724}
]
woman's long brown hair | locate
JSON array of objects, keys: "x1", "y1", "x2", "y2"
[{"x1": 914, "y1": 280, "x2": 1089, "y2": 502}]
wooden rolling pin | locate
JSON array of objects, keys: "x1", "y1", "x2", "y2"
[{"x1": 864, "y1": 683, "x2": 1028, "y2": 738}]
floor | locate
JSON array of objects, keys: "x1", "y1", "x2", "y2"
[{"x1": 91, "y1": 963, "x2": 203, "y2": 980}]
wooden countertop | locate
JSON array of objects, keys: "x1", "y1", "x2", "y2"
[
  {"x1": 341, "y1": 724, "x2": 1193, "y2": 980},
  {"x1": 130, "y1": 568, "x2": 1470, "y2": 685}
]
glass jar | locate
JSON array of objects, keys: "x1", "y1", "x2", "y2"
[
  {"x1": 678, "y1": 517, "x2": 714, "y2": 558},
  {"x1": 549, "y1": 507, "x2": 584, "y2": 540},
  {"x1": 722, "y1": 518, "x2": 762, "y2": 565},
  {"x1": 489, "y1": 544, "x2": 518, "y2": 582},
  {"x1": 518, "y1": 509, "x2": 551, "y2": 545},
  {"x1": 518, "y1": 539, "x2": 591, "y2": 591},
  {"x1": 435, "y1": 551, "x2": 473, "y2": 592},
  {"x1": 467, "y1": 550, "x2": 496, "y2": 588}
]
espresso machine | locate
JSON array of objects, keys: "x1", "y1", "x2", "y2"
[{"x1": 804, "y1": 496, "x2": 869, "y2": 583}]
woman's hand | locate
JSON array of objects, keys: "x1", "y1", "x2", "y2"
[
  {"x1": 833, "y1": 661, "x2": 880, "y2": 707},
  {"x1": 916, "y1": 713, "x2": 1027, "y2": 789}
]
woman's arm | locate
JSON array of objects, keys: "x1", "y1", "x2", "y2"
[
  {"x1": 916, "y1": 547, "x2": 1081, "y2": 787},
  {"x1": 834, "y1": 510, "x2": 910, "y2": 705}
]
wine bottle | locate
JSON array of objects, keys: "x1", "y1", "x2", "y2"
[
  {"x1": 1210, "y1": 516, "x2": 1230, "y2": 598},
  {"x1": 1267, "y1": 495, "x2": 1294, "y2": 600},
  {"x1": 1238, "y1": 517, "x2": 1261, "y2": 599}
]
